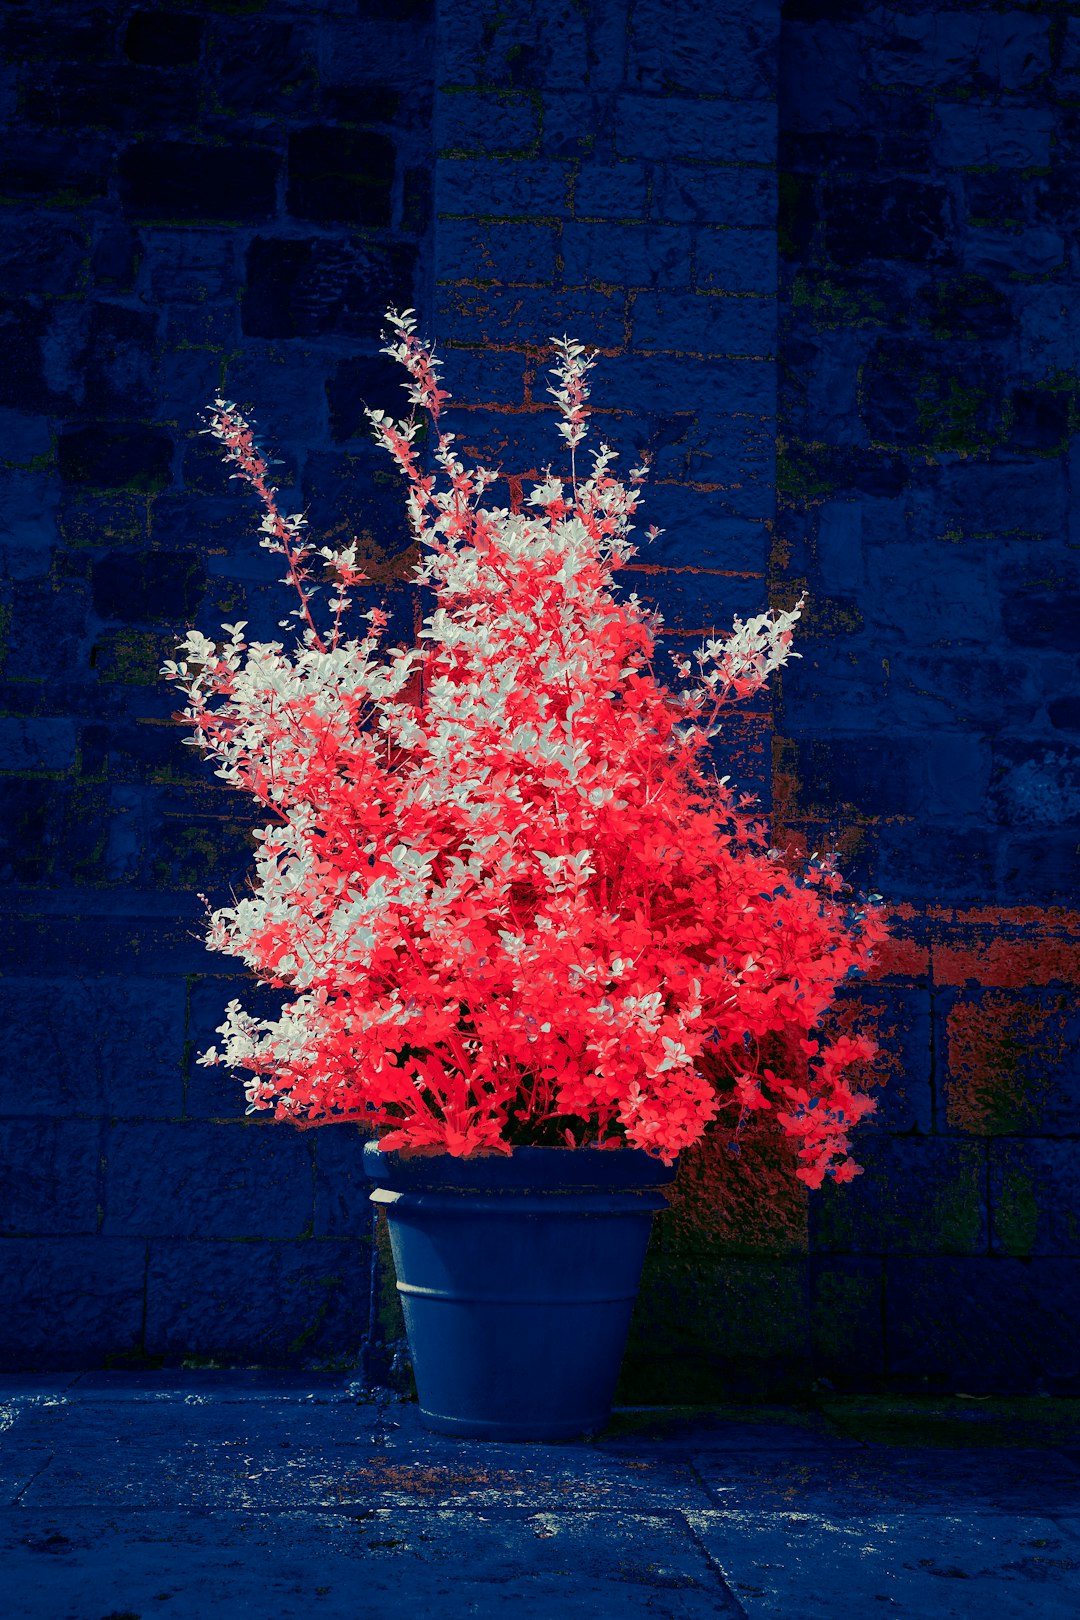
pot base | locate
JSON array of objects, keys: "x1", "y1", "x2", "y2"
[{"x1": 416, "y1": 1407, "x2": 608, "y2": 1442}]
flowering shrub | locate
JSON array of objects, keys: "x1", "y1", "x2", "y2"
[{"x1": 164, "y1": 312, "x2": 886, "y2": 1182}]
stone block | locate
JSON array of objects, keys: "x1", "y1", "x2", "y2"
[
  {"x1": 1001, "y1": 559, "x2": 1080, "y2": 652},
  {"x1": 990, "y1": 1140, "x2": 1080, "y2": 1258},
  {"x1": 561, "y1": 221, "x2": 694, "y2": 290},
  {"x1": 821, "y1": 983, "x2": 933, "y2": 1136},
  {"x1": 628, "y1": 286, "x2": 773, "y2": 359},
  {"x1": 118, "y1": 141, "x2": 279, "y2": 223},
  {"x1": 439, "y1": 92, "x2": 539, "y2": 155},
  {"x1": 642, "y1": 416, "x2": 775, "y2": 514},
  {"x1": 795, "y1": 730, "x2": 990, "y2": 821},
  {"x1": 145, "y1": 229, "x2": 239, "y2": 304},
  {"x1": 57, "y1": 425, "x2": 173, "y2": 492},
  {"x1": 103, "y1": 1121, "x2": 315, "y2": 1240},
  {"x1": 89, "y1": 627, "x2": 176, "y2": 685},
  {"x1": 0, "y1": 468, "x2": 59, "y2": 578},
  {"x1": 325, "y1": 352, "x2": 410, "y2": 443},
  {"x1": 430, "y1": 346, "x2": 527, "y2": 406},
  {"x1": 0, "y1": 976, "x2": 186, "y2": 1118},
  {"x1": 0, "y1": 131, "x2": 111, "y2": 203},
  {"x1": 323, "y1": 82, "x2": 404, "y2": 126},
  {"x1": 966, "y1": 226, "x2": 1065, "y2": 279},
  {"x1": 0, "y1": 299, "x2": 54, "y2": 413},
  {"x1": 1050, "y1": 696, "x2": 1080, "y2": 734},
  {"x1": 573, "y1": 164, "x2": 649, "y2": 220},
  {"x1": 219, "y1": 347, "x2": 335, "y2": 446},
  {"x1": 858, "y1": 824, "x2": 1002, "y2": 906},
  {"x1": 884, "y1": 648, "x2": 1042, "y2": 735},
  {"x1": 632, "y1": 486, "x2": 768, "y2": 571},
  {"x1": 885, "y1": 1257, "x2": 1080, "y2": 1392},
  {"x1": 662, "y1": 1124, "x2": 808, "y2": 1259},
  {"x1": 0, "y1": 717, "x2": 76, "y2": 773},
  {"x1": 0, "y1": 779, "x2": 63, "y2": 882},
  {"x1": 124, "y1": 10, "x2": 204, "y2": 66},
  {"x1": 144, "y1": 1238, "x2": 368, "y2": 1365},
  {"x1": 0, "y1": 1237, "x2": 146, "y2": 1370},
  {"x1": 809, "y1": 1137, "x2": 987, "y2": 1256},
  {"x1": 934, "y1": 104, "x2": 1052, "y2": 170},
  {"x1": 20, "y1": 65, "x2": 198, "y2": 133},
  {"x1": 696, "y1": 229, "x2": 777, "y2": 295},
  {"x1": 934, "y1": 459, "x2": 1065, "y2": 539},
  {"x1": 438, "y1": 0, "x2": 586, "y2": 90},
  {"x1": 810, "y1": 1256, "x2": 885, "y2": 1389},
  {"x1": 0, "y1": 214, "x2": 88, "y2": 297},
  {"x1": 165, "y1": 302, "x2": 237, "y2": 352},
  {"x1": 0, "y1": 1118, "x2": 101, "y2": 1235},
  {"x1": 779, "y1": 646, "x2": 890, "y2": 734},
  {"x1": 1007, "y1": 387, "x2": 1071, "y2": 454},
  {"x1": 91, "y1": 225, "x2": 139, "y2": 291},
  {"x1": 615, "y1": 95, "x2": 776, "y2": 163},
  {"x1": 942, "y1": 988, "x2": 1080, "y2": 1137},
  {"x1": 999, "y1": 832, "x2": 1080, "y2": 905},
  {"x1": 433, "y1": 406, "x2": 568, "y2": 476},
  {"x1": 780, "y1": 21, "x2": 864, "y2": 135},
  {"x1": 91, "y1": 551, "x2": 206, "y2": 625},
  {"x1": 861, "y1": 338, "x2": 1003, "y2": 451},
  {"x1": 627, "y1": 0, "x2": 777, "y2": 99},
  {"x1": 869, "y1": 11, "x2": 1050, "y2": 92},
  {"x1": 300, "y1": 448, "x2": 413, "y2": 565},
  {"x1": 0, "y1": 408, "x2": 51, "y2": 468},
  {"x1": 7, "y1": 9, "x2": 116, "y2": 64},
  {"x1": 863, "y1": 540, "x2": 997, "y2": 644},
  {"x1": 75, "y1": 302, "x2": 160, "y2": 416},
  {"x1": 287, "y1": 128, "x2": 394, "y2": 229},
  {"x1": 241, "y1": 236, "x2": 418, "y2": 340},
  {"x1": 626, "y1": 1252, "x2": 810, "y2": 1399},
  {"x1": 402, "y1": 165, "x2": 432, "y2": 234},
  {"x1": 629, "y1": 569, "x2": 765, "y2": 638},
  {"x1": 313, "y1": 1123, "x2": 372, "y2": 1239},
  {"x1": 593, "y1": 352, "x2": 773, "y2": 416},
  {"x1": 655, "y1": 164, "x2": 777, "y2": 227},
  {"x1": 437, "y1": 285, "x2": 626, "y2": 349},
  {"x1": 435, "y1": 218, "x2": 557, "y2": 284},
  {"x1": 825, "y1": 178, "x2": 953, "y2": 271},
  {"x1": 208, "y1": 17, "x2": 316, "y2": 118},
  {"x1": 989, "y1": 741, "x2": 1080, "y2": 829},
  {"x1": 438, "y1": 159, "x2": 569, "y2": 218}
]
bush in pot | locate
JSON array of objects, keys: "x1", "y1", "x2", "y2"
[{"x1": 164, "y1": 313, "x2": 886, "y2": 1436}]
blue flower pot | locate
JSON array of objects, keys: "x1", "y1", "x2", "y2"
[{"x1": 363, "y1": 1141, "x2": 677, "y2": 1441}]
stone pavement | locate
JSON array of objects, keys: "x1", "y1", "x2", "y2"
[{"x1": 2, "y1": 1376, "x2": 1080, "y2": 1618}]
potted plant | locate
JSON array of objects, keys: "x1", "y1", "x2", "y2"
[{"x1": 164, "y1": 311, "x2": 885, "y2": 1439}]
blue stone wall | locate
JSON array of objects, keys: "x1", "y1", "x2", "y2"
[
  {"x1": 772, "y1": 0, "x2": 1080, "y2": 1396},
  {"x1": 1, "y1": 0, "x2": 1077, "y2": 1396},
  {"x1": 0, "y1": 0, "x2": 435, "y2": 1372}
]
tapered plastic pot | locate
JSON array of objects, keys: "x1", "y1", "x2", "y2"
[{"x1": 363, "y1": 1141, "x2": 677, "y2": 1441}]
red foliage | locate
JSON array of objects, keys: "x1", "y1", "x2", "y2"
[{"x1": 163, "y1": 313, "x2": 886, "y2": 1181}]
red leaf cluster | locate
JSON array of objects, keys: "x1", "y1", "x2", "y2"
[{"x1": 163, "y1": 313, "x2": 886, "y2": 1181}]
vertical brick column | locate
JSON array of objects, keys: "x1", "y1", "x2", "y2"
[
  {"x1": 433, "y1": 0, "x2": 779, "y2": 786},
  {"x1": 433, "y1": 0, "x2": 791, "y2": 1399}
]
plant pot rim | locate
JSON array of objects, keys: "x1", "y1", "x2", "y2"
[{"x1": 362, "y1": 1138, "x2": 678, "y2": 1193}]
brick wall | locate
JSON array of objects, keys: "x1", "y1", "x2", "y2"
[
  {"x1": 766, "y1": 0, "x2": 1080, "y2": 1396},
  {"x1": 0, "y1": 0, "x2": 434, "y2": 1371},
  {"x1": 1, "y1": 0, "x2": 1077, "y2": 1396}
]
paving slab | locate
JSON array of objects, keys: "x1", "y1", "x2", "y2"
[
  {"x1": 2, "y1": 1379, "x2": 1080, "y2": 1617},
  {"x1": 692, "y1": 1447, "x2": 1080, "y2": 1515},
  {"x1": 691, "y1": 1509, "x2": 1080, "y2": 1618},
  {"x1": 1, "y1": 1507, "x2": 740, "y2": 1620}
]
